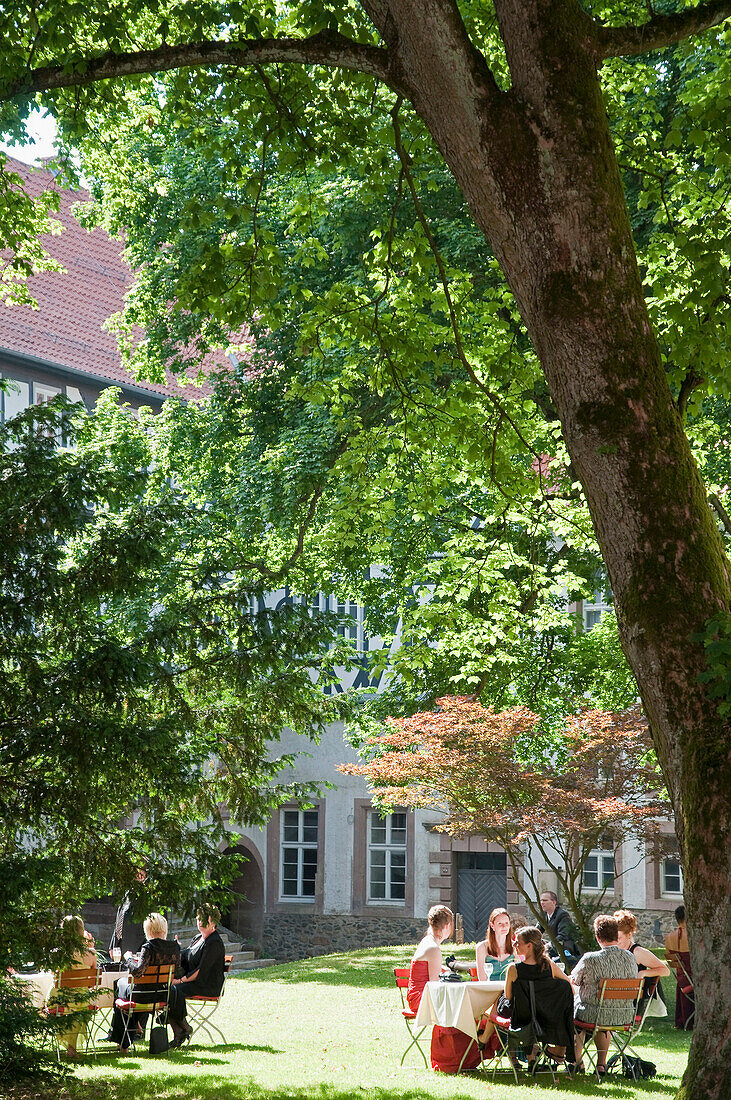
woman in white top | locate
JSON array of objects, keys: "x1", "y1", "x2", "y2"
[{"x1": 406, "y1": 905, "x2": 454, "y2": 1013}]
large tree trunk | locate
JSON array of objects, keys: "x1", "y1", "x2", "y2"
[{"x1": 370, "y1": 2, "x2": 731, "y2": 1095}]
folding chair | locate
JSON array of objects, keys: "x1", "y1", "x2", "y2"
[
  {"x1": 575, "y1": 977, "x2": 644, "y2": 1081},
  {"x1": 394, "y1": 967, "x2": 429, "y2": 1067},
  {"x1": 480, "y1": 1007, "x2": 520, "y2": 1084},
  {"x1": 45, "y1": 966, "x2": 101, "y2": 1060},
  {"x1": 184, "y1": 954, "x2": 232, "y2": 1045},
  {"x1": 114, "y1": 962, "x2": 174, "y2": 1052}
]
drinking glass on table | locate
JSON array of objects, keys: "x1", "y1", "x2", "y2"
[{"x1": 111, "y1": 947, "x2": 121, "y2": 964}]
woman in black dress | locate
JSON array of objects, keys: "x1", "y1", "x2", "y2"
[{"x1": 502, "y1": 926, "x2": 575, "y2": 1069}]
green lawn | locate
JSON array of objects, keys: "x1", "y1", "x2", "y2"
[{"x1": 5, "y1": 946, "x2": 690, "y2": 1100}]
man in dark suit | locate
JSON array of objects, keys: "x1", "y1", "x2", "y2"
[
  {"x1": 539, "y1": 890, "x2": 581, "y2": 965},
  {"x1": 108, "y1": 868, "x2": 146, "y2": 958},
  {"x1": 175, "y1": 905, "x2": 226, "y2": 998}
]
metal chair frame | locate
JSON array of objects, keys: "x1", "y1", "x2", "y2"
[
  {"x1": 575, "y1": 977, "x2": 645, "y2": 1081},
  {"x1": 394, "y1": 967, "x2": 429, "y2": 1068},
  {"x1": 492, "y1": 981, "x2": 565, "y2": 1084},
  {"x1": 184, "y1": 954, "x2": 232, "y2": 1045},
  {"x1": 114, "y1": 962, "x2": 174, "y2": 1053}
]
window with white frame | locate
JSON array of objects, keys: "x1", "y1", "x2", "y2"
[
  {"x1": 280, "y1": 808, "x2": 318, "y2": 899},
  {"x1": 583, "y1": 583, "x2": 612, "y2": 631},
  {"x1": 582, "y1": 836, "x2": 615, "y2": 891},
  {"x1": 1, "y1": 378, "x2": 30, "y2": 422},
  {"x1": 661, "y1": 858, "x2": 683, "y2": 896},
  {"x1": 368, "y1": 810, "x2": 406, "y2": 902},
  {"x1": 34, "y1": 383, "x2": 62, "y2": 405}
]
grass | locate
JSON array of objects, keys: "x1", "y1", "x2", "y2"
[{"x1": 4, "y1": 945, "x2": 690, "y2": 1100}]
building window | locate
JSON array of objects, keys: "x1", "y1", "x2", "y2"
[
  {"x1": 583, "y1": 583, "x2": 612, "y2": 631},
  {"x1": 1, "y1": 378, "x2": 30, "y2": 422},
  {"x1": 280, "y1": 808, "x2": 318, "y2": 900},
  {"x1": 368, "y1": 811, "x2": 406, "y2": 902},
  {"x1": 582, "y1": 836, "x2": 615, "y2": 891},
  {"x1": 661, "y1": 858, "x2": 683, "y2": 896},
  {"x1": 34, "y1": 383, "x2": 62, "y2": 405}
]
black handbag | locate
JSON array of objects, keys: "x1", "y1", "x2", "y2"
[
  {"x1": 149, "y1": 1024, "x2": 169, "y2": 1055},
  {"x1": 508, "y1": 982, "x2": 544, "y2": 1048}
]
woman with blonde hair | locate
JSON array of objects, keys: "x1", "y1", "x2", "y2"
[
  {"x1": 475, "y1": 908, "x2": 513, "y2": 980},
  {"x1": 46, "y1": 916, "x2": 97, "y2": 1059},
  {"x1": 108, "y1": 912, "x2": 185, "y2": 1051}
]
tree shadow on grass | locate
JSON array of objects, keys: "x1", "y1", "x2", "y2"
[
  {"x1": 5, "y1": 1072, "x2": 683, "y2": 1100},
  {"x1": 3, "y1": 1084, "x2": 517, "y2": 1100}
]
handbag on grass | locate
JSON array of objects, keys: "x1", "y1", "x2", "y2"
[{"x1": 149, "y1": 1024, "x2": 169, "y2": 1055}]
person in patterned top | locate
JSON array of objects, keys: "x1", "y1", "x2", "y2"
[{"x1": 571, "y1": 914, "x2": 638, "y2": 1075}]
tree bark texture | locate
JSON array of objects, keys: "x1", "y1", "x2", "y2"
[{"x1": 367, "y1": 2, "x2": 730, "y2": 1095}]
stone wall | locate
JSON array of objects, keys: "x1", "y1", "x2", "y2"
[{"x1": 262, "y1": 913, "x2": 425, "y2": 961}]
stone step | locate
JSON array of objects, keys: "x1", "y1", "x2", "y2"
[
  {"x1": 229, "y1": 957, "x2": 277, "y2": 973},
  {"x1": 228, "y1": 950, "x2": 255, "y2": 963}
]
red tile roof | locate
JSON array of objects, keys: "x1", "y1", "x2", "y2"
[{"x1": 0, "y1": 156, "x2": 230, "y2": 400}]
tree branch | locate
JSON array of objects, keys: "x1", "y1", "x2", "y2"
[
  {"x1": 709, "y1": 493, "x2": 731, "y2": 537},
  {"x1": 2, "y1": 30, "x2": 410, "y2": 102},
  {"x1": 596, "y1": 1, "x2": 731, "y2": 59}
]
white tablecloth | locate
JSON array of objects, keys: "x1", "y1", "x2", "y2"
[
  {"x1": 19, "y1": 968, "x2": 120, "y2": 1010},
  {"x1": 415, "y1": 979, "x2": 505, "y2": 1041}
]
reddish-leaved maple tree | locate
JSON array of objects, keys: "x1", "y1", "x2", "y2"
[{"x1": 341, "y1": 695, "x2": 669, "y2": 954}]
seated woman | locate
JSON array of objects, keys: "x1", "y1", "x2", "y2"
[
  {"x1": 487, "y1": 926, "x2": 573, "y2": 1068},
  {"x1": 572, "y1": 914, "x2": 638, "y2": 1075},
  {"x1": 171, "y1": 904, "x2": 225, "y2": 1043},
  {"x1": 664, "y1": 904, "x2": 693, "y2": 1029},
  {"x1": 406, "y1": 904, "x2": 454, "y2": 1014},
  {"x1": 109, "y1": 912, "x2": 186, "y2": 1051},
  {"x1": 475, "y1": 908, "x2": 513, "y2": 981},
  {"x1": 614, "y1": 908, "x2": 669, "y2": 1015},
  {"x1": 46, "y1": 915, "x2": 97, "y2": 1059}
]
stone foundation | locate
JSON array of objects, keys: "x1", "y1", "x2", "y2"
[{"x1": 262, "y1": 913, "x2": 425, "y2": 961}]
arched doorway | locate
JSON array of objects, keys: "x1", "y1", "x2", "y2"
[{"x1": 221, "y1": 842, "x2": 264, "y2": 951}]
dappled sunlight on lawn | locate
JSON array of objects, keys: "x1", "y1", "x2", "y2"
[{"x1": 5, "y1": 947, "x2": 689, "y2": 1100}]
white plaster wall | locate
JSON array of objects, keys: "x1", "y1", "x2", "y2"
[{"x1": 619, "y1": 837, "x2": 647, "y2": 909}]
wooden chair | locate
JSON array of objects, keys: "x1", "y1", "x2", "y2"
[
  {"x1": 114, "y1": 962, "x2": 174, "y2": 1052},
  {"x1": 574, "y1": 977, "x2": 644, "y2": 1080},
  {"x1": 184, "y1": 954, "x2": 232, "y2": 1045},
  {"x1": 45, "y1": 965, "x2": 101, "y2": 1060},
  {"x1": 393, "y1": 967, "x2": 429, "y2": 1067}
]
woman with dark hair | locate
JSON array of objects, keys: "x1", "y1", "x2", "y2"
[
  {"x1": 476, "y1": 908, "x2": 513, "y2": 980},
  {"x1": 478, "y1": 925, "x2": 573, "y2": 1067},
  {"x1": 664, "y1": 905, "x2": 694, "y2": 1029}
]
